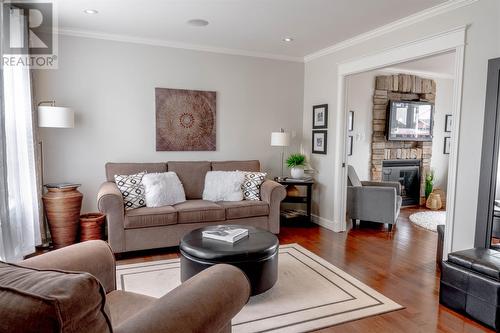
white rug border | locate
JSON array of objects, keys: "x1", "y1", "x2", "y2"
[{"x1": 116, "y1": 243, "x2": 403, "y2": 332}]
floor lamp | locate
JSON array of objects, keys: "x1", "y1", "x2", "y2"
[
  {"x1": 37, "y1": 101, "x2": 74, "y2": 247},
  {"x1": 271, "y1": 129, "x2": 290, "y2": 181}
]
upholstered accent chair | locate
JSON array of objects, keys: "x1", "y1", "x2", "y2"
[
  {"x1": 1, "y1": 240, "x2": 250, "y2": 333},
  {"x1": 346, "y1": 165, "x2": 402, "y2": 231}
]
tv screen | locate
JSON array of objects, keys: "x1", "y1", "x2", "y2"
[{"x1": 386, "y1": 100, "x2": 433, "y2": 141}]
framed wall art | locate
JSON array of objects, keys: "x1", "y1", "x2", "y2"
[
  {"x1": 347, "y1": 135, "x2": 353, "y2": 156},
  {"x1": 312, "y1": 130, "x2": 328, "y2": 154},
  {"x1": 348, "y1": 111, "x2": 354, "y2": 131},
  {"x1": 313, "y1": 104, "x2": 328, "y2": 129},
  {"x1": 445, "y1": 114, "x2": 452, "y2": 132},
  {"x1": 155, "y1": 88, "x2": 216, "y2": 151},
  {"x1": 444, "y1": 136, "x2": 451, "y2": 154}
]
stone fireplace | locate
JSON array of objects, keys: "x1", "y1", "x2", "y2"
[{"x1": 371, "y1": 74, "x2": 435, "y2": 204}]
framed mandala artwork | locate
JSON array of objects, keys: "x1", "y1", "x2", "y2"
[{"x1": 155, "y1": 88, "x2": 216, "y2": 151}]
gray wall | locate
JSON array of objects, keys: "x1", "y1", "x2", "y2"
[
  {"x1": 303, "y1": 0, "x2": 500, "y2": 250},
  {"x1": 34, "y1": 35, "x2": 304, "y2": 211}
]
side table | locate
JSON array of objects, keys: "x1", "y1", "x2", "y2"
[{"x1": 276, "y1": 179, "x2": 314, "y2": 223}]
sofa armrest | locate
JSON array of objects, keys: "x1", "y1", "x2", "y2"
[
  {"x1": 261, "y1": 180, "x2": 286, "y2": 234},
  {"x1": 361, "y1": 181, "x2": 401, "y2": 196},
  {"x1": 347, "y1": 186, "x2": 398, "y2": 224},
  {"x1": 21, "y1": 240, "x2": 116, "y2": 293},
  {"x1": 115, "y1": 264, "x2": 250, "y2": 333},
  {"x1": 97, "y1": 181, "x2": 126, "y2": 253}
]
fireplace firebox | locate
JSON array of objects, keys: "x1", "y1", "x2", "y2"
[{"x1": 382, "y1": 159, "x2": 421, "y2": 206}]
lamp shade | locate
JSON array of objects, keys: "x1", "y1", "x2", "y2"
[
  {"x1": 271, "y1": 132, "x2": 290, "y2": 147},
  {"x1": 38, "y1": 106, "x2": 74, "y2": 128}
]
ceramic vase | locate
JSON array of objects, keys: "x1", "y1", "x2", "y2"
[
  {"x1": 42, "y1": 186, "x2": 83, "y2": 248},
  {"x1": 290, "y1": 167, "x2": 305, "y2": 179}
]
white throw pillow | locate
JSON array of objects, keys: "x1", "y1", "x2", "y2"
[
  {"x1": 202, "y1": 171, "x2": 245, "y2": 202},
  {"x1": 141, "y1": 172, "x2": 186, "y2": 207}
]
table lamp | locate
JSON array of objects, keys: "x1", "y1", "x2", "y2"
[{"x1": 271, "y1": 129, "x2": 290, "y2": 180}]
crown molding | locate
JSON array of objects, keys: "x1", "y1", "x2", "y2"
[
  {"x1": 381, "y1": 67, "x2": 455, "y2": 80},
  {"x1": 56, "y1": 28, "x2": 304, "y2": 63},
  {"x1": 304, "y1": 0, "x2": 478, "y2": 62}
]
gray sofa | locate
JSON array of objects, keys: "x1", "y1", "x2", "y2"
[
  {"x1": 346, "y1": 165, "x2": 402, "y2": 231},
  {"x1": 97, "y1": 160, "x2": 286, "y2": 253}
]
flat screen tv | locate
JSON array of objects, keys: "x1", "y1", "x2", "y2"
[{"x1": 386, "y1": 100, "x2": 433, "y2": 141}]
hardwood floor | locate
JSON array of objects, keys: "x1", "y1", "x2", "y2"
[{"x1": 117, "y1": 208, "x2": 493, "y2": 333}]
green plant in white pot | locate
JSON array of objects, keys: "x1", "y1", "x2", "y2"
[{"x1": 286, "y1": 153, "x2": 306, "y2": 179}]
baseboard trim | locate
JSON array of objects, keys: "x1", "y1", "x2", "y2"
[{"x1": 311, "y1": 214, "x2": 342, "y2": 232}]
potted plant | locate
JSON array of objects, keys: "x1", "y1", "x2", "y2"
[{"x1": 286, "y1": 153, "x2": 307, "y2": 179}]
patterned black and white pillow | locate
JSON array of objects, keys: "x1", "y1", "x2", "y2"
[
  {"x1": 241, "y1": 172, "x2": 267, "y2": 201},
  {"x1": 114, "y1": 171, "x2": 146, "y2": 210}
]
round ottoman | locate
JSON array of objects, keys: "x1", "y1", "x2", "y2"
[{"x1": 180, "y1": 225, "x2": 279, "y2": 296}]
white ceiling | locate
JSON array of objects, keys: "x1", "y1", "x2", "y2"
[{"x1": 55, "y1": 0, "x2": 448, "y2": 60}]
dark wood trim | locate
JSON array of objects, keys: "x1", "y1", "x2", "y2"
[{"x1": 475, "y1": 58, "x2": 500, "y2": 248}]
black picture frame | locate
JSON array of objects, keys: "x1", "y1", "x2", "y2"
[
  {"x1": 348, "y1": 111, "x2": 354, "y2": 131},
  {"x1": 347, "y1": 135, "x2": 353, "y2": 156},
  {"x1": 312, "y1": 130, "x2": 328, "y2": 154},
  {"x1": 443, "y1": 137, "x2": 451, "y2": 154},
  {"x1": 445, "y1": 114, "x2": 452, "y2": 132},
  {"x1": 313, "y1": 104, "x2": 328, "y2": 129}
]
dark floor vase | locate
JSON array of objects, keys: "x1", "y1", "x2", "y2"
[{"x1": 42, "y1": 186, "x2": 83, "y2": 248}]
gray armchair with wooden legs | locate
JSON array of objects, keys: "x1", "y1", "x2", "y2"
[
  {"x1": 1, "y1": 240, "x2": 250, "y2": 333},
  {"x1": 346, "y1": 165, "x2": 402, "y2": 231}
]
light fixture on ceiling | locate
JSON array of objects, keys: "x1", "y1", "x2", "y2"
[
  {"x1": 83, "y1": 9, "x2": 98, "y2": 14},
  {"x1": 282, "y1": 37, "x2": 294, "y2": 42},
  {"x1": 187, "y1": 19, "x2": 209, "y2": 27}
]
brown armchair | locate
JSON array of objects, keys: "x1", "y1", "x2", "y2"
[{"x1": 13, "y1": 240, "x2": 250, "y2": 333}]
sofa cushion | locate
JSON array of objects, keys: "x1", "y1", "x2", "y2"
[
  {"x1": 0, "y1": 262, "x2": 112, "y2": 333},
  {"x1": 174, "y1": 200, "x2": 225, "y2": 224},
  {"x1": 168, "y1": 161, "x2": 211, "y2": 199},
  {"x1": 124, "y1": 206, "x2": 177, "y2": 229},
  {"x1": 202, "y1": 171, "x2": 245, "y2": 202},
  {"x1": 211, "y1": 160, "x2": 260, "y2": 172},
  {"x1": 241, "y1": 172, "x2": 267, "y2": 200},
  {"x1": 142, "y1": 172, "x2": 186, "y2": 207},
  {"x1": 218, "y1": 201, "x2": 270, "y2": 219},
  {"x1": 115, "y1": 172, "x2": 146, "y2": 210},
  {"x1": 106, "y1": 162, "x2": 167, "y2": 182}
]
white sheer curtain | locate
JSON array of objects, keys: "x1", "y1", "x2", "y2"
[{"x1": 0, "y1": 7, "x2": 41, "y2": 262}]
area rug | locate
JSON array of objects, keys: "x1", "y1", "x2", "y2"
[
  {"x1": 409, "y1": 211, "x2": 446, "y2": 232},
  {"x1": 116, "y1": 244, "x2": 402, "y2": 332}
]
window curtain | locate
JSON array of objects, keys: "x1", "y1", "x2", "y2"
[{"x1": 0, "y1": 6, "x2": 41, "y2": 262}]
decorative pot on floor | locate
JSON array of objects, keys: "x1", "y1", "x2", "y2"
[
  {"x1": 42, "y1": 185, "x2": 83, "y2": 248},
  {"x1": 80, "y1": 213, "x2": 106, "y2": 242},
  {"x1": 290, "y1": 167, "x2": 305, "y2": 179},
  {"x1": 426, "y1": 192, "x2": 442, "y2": 210}
]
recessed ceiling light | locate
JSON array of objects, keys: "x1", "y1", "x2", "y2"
[
  {"x1": 83, "y1": 9, "x2": 98, "y2": 14},
  {"x1": 187, "y1": 19, "x2": 209, "y2": 27},
  {"x1": 282, "y1": 37, "x2": 294, "y2": 42}
]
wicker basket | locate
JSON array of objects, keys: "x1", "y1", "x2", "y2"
[{"x1": 80, "y1": 213, "x2": 105, "y2": 241}]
